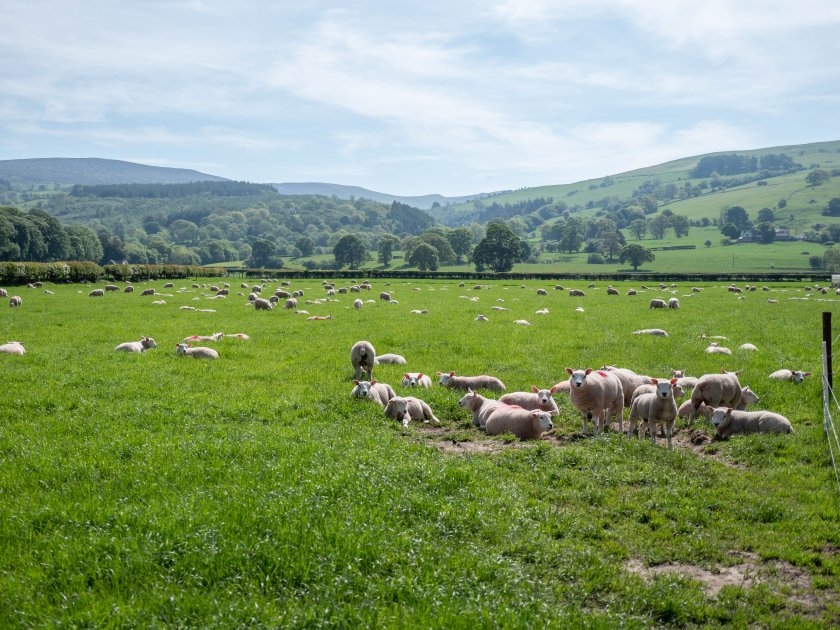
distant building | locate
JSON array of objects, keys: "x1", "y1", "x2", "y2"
[{"x1": 774, "y1": 228, "x2": 793, "y2": 241}]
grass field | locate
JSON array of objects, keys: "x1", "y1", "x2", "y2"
[{"x1": 1, "y1": 278, "x2": 839, "y2": 626}]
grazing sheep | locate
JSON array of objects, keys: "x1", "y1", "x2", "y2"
[
  {"x1": 607, "y1": 287, "x2": 620, "y2": 295},
  {"x1": 649, "y1": 298, "x2": 667, "y2": 309},
  {"x1": 565, "y1": 368, "x2": 624, "y2": 435},
  {"x1": 175, "y1": 343, "x2": 219, "y2": 359},
  {"x1": 384, "y1": 396, "x2": 440, "y2": 427},
  {"x1": 115, "y1": 336, "x2": 158, "y2": 353},
  {"x1": 379, "y1": 292, "x2": 391, "y2": 301},
  {"x1": 254, "y1": 298, "x2": 273, "y2": 311},
  {"x1": 769, "y1": 369, "x2": 812, "y2": 383},
  {"x1": 0, "y1": 341, "x2": 25, "y2": 355},
  {"x1": 569, "y1": 289, "x2": 585, "y2": 297},
  {"x1": 668, "y1": 297, "x2": 680, "y2": 309},
  {"x1": 474, "y1": 314, "x2": 489, "y2": 321},
  {"x1": 151, "y1": 300, "x2": 166, "y2": 305},
  {"x1": 140, "y1": 288, "x2": 156, "y2": 296},
  {"x1": 485, "y1": 406, "x2": 553, "y2": 440},
  {"x1": 627, "y1": 378, "x2": 680, "y2": 447},
  {"x1": 633, "y1": 328, "x2": 668, "y2": 337},
  {"x1": 711, "y1": 407, "x2": 793, "y2": 438},
  {"x1": 182, "y1": 332, "x2": 223, "y2": 343},
  {"x1": 687, "y1": 371, "x2": 747, "y2": 424},
  {"x1": 351, "y1": 340, "x2": 376, "y2": 380},
  {"x1": 739, "y1": 343, "x2": 758, "y2": 351},
  {"x1": 438, "y1": 371, "x2": 506, "y2": 391},
  {"x1": 124, "y1": 285, "x2": 134, "y2": 293},
  {"x1": 163, "y1": 282, "x2": 174, "y2": 288},
  {"x1": 499, "y1": 386, "x2": 560, "y2": 415},
  {"x1": 627, "y1": 289, "x2": 637, "y2": 296},
  {"x1": 350, "y1": 380, "x2": 396, "y2": 407},
  {"x1": 375, "y1": 353, "x2": 407, "y2": 365},
  {"x1": 0, "y1": 289, "x2": 6, "y2": 297},
  {"x1": 9, "y1": 295, "x2": 22, "y2": 307},
  {"x1": 275, "y1": 290, "x2": 291, "y2": 299},
  {"x1": 705, "y1": 342, "x2": 732, "y2": 355},
  {"x1": 401, "y1": 372, "x2": 432, "y2": 388},
  {"x1": 88, "y1": 289, "x2": 104, "y2": 297},
  {"x1": 536, "y1": 288, "x2": 547, "y2": 296},
  {"x1": 354, "y1": 298, "x2": 363, "y2": 310},
  {"x1": 105, "y1": 285, "x2": 119, "y2": 292},
  {"x1": 284, "y1": 298, "x2": 297, "y2": 309},
  {"x1": 458, "y1": 389, "x2": 503, "y2": 428}
]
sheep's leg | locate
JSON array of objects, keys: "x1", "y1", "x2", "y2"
[
  {"x1": 666, "y1": 420, "x2": 674, "y2": 449},
  {"x1": 402, "y1": 414, "x2": 410, "y2": 428},
  {"x1": 615, "y1": 404, "x2": 624, "y2": 434},
  {"x1": 638, "y1": 419, "x2": 647, "y2": 440},
  {"x1": 627, "y1": 415, "x2": 637, "y2": 439},
  {"x1": 592, "y1": 411, "x2": 602, "y2": 435},
  {"x1": 648, "y1": 418, "x2": 656, "y2": 443},
  {"x1": 581, "y1": 410, "x2": 590, "y2": 435}
]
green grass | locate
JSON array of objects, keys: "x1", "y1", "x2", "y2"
[{"x1": 2, "y1": 278, "x2": 838, "y2": 626}]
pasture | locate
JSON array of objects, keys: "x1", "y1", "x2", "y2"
[{"x1": 1, "y1": 278, "x2": 839, "y2": 627}]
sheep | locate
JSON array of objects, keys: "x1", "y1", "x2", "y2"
[
  {"x1": 410, "y1": 309, "x2": 428, "y2": 314},
  {"x1": 739, "y1": 343, "x2": 758, "y2": 351},
  {"x1": 105, "y1": 285, "x2": 119, "y2": 292},
  {"x1": 574, "y1": 306, "x2": 584, "y2": 312},
  {"x1": 600, "y1": 366, "x2": 652, "y2": 408},
  {"x1": 687, "y1": 371, "x2": 748, "y2": 424},
  {"x1": 565, "y1": 368, "x2": 624, "y2": 435},
  {"x1": 379, "y1": 292, "x2": 391, "y2": 301},
  {"x1": 163, "y1": 282, "x2": 174, "y2": 288},
  {"x1": 631, "y1": 379, "x2": 684, "y2": 402},
  {"x1": 350, "y1": 340, "x2": 376, "y2": 380},
  {"x1": 284, "y1": 298, "x2": 297, "y2": 309},
  {"x1": 485, "y1": 406, "x2": 553, "y2": 440},
  {"x1": 710, "y1": 407, "x2": 793, "y2": 438},
  {"x1": 513, "y1": 320, "x2": 531, "y2": 326},
  {"x1": 115, "y1": 336, "x2": 158, "y2": 353},
  {"x1": 769, "y1": 369, "x2": 812, "y2": 383},
  {"x1": 607, "y1": 287, "x2": 620, "y2": 296},
  {"x1": 536, "y1": 288, "x2": 547, "y2": 296},
  {"x1": 374, "y1": 353, "x2": 407, "y2": 365},
  {"x1": 474, "y1": 314, "x2": 489, "y2": 321},
  {"x1": 0, "y1": 289, "x2": 6, "y2": 297},
  {"x1": 705, "y1": 342, "x2": 732, "y2": 355},
  {"x1": 649, "y1": 298, "x2": 667, "y2": 309},
  {"x1": 140, "y1": 288, "x2": 156, "y2": 296},
  {"x1": 354, "y1": 298, "x2": 363, "y2": 310},
  {"x1": 275, "y1": 290, "x2": 291, "y2": 299},
  {"x1": 499, "y1": 385, "x2": 560, "y2": 415},
  {"x1": 182, "y1": 332, "x2": 223, "y2": 343},
  {"x1": 569, "y1": 289, "x2": 585, "y2": 297},
  {"x1": 535, "y1": 308, "x2": 550, "y2": 315},
  {"x1": 307, "y1": 315, "x2": 333, "y2": 321},
  {"x1": 44, "y1": 290, "x2": 54, "y2": 295},
  {"x1": 491, "y1": 306, "x2": 509, "y2": 311},
  {"x1": 627, "y1": 289, "x2": 637, "y2": 296},
  {"x1": 175, "y1": 343, "x2": 219, "y2": 359},
  {"x1": 632, "y1": 328, "x2": 668, "y2": 337},
  {"x1": 88, "y1": 289, "x2": 104, "y2": 297},
  {"x1": 350, "y1": 380, "x2": 396, "y2": 407},
  {"x1": 384, "y1": 396, "x2": 440, "y2": 428},
  {"x1": 224, "y1": 333, "x2": 250, "y2": 340},
  {"x1": 437, "y1": 371, "x2": 506, "y2": 391},
  {"x1": 151, "y1": 300, "x2": 166, "y2": 305},
  {"x1": 668, "y1": 297, "x2": 680, "y2": 309},
  {"x1": 627, "y1": 378, "x2": 680, "y2": 447},
  {"x1": 401, "y1": 373, "x2": 432, "y2": 388},
  {"x1": 458, "y1": 389, "x2": 503, "y2": 428},
  {"x1": 0, "y1": 341, "x2": 25, "y2": 355},
  {"x1": 123, "y1": 285, "x2": 134, "y2": 293},
  {"x1": 254, "y1": 298, "x2": 273, "y2": 311},
  {"x1": 9, "y1": 296, "x2": 22, "y2": 307}
]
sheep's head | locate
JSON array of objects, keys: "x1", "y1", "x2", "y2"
[
  {"x1": 650, "y1": 378, "x2": 677, "y2": 399},
  {"x1": 565, "y1": 368, "x2": 592, "y2": 388},
  {"x1": 175, "y1": 343, "x2": 189, "y2": 355},
  {"x1": 458, "y1": 389, "x2": 478, "y2": 408},
  {"x1": 531, "y1": 386, "x2": 557, "y2": 405},
  {"x1": 532, "y1": 410, "x2": 553, "y2": 432},
  {"x1": 792, "y1": 370, "x2": 812, "y2": 383},
  {"x1": 142, "y1": 337, "x2": 157, "y2": 349},
  {"x1": 741, "y1": 387, "x2": 759, "y2": 406},
  {"x1": 437, "y1": 371, "x2": 455, "y2": 386},
  {"x1": 353, "y1": 380, "x2": 372, "y2": 398},
  {"x1": 711, "y1": 407, "x2": 733, "y2": 429},
  {"x1": 671, "y1": 368, "x2": 685, "y2": 378}
]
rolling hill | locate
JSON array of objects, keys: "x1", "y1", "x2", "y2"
[
  {"x1": 271, "y1": 181, "x2": 493, "y2": 210},
  {"x1": 0, "y1": 158, "x2": 228, "y2": 186}
]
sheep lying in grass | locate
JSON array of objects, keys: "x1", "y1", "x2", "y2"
[
  {"x1": 705, "y1": 342, "x2": 732, "y2": 355},
  {"x1": 114, "y1": 336, "x2": 158, "y2": 353},
  {"x1": 183, "y1": 332, "x2": 223, "y2": 343},
  {"x1": 458, "y1": 389, "x2": 502, "y2": 428},
  {"x1": 224, "y1": 333, "x2": 250, "y2": 340},
  {"x1": 351, "y1": 340, "x2": 376, "y2": 380},
  {"x1": 633, "y1": 328, "x2": 668, "y2": 337},
  {"x1": 769, "y1": 369, "x2": 812, "y2": 383},
  {"x1": 384, "y1": 396, "x2": 440, "y2": 427},
  {"x1": 438, "y1": 371, "x2": 506, "y2": 391},
  {"x1": 711, "y1": 407, "x2": 793, "y2": 438},
  {"x1": 687, "y1": 371, "x2": 758, "y2": 424},
  {"x1": 175, "y1": 343, "x2": 219, "y2": 359},
  {"x1": 0, "y1": 341, "x2": 25, "y2": 355},
  {"x1": 350, "y1": 380, "x2": 396, "y2": 407},
  {"x1": 375, "y1": 353, "x2": 407, "y2": 365},
  {"x1": 565, "y1": 368, "x2": 624, "y2": 435},
  {"x1": 627, "y1": 378, "x2": 679, "y2": 447},
  {"x1": 485, "y1": 406, "x2": 553, "y2": 440},
  {"x1": 401, "y1": 373, "x2": 432, "y2": 388},
  {"x1": 739, "y1": 343, "x2": 758, "y2": 351},
  {"x1": 354, "y1": 298, "x2": 363, "y2": 310},
  {"x1": 499, "y1": 386, "x2": 560, "y2": 415}
]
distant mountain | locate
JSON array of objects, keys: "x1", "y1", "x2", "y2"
[
  {"x1": 0, "y1": 158, "x2": 228, "y2": 186},
  {"x1": 271, "y1": 181, "x2": 495, "y2": 210}
]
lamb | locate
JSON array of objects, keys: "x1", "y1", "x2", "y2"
[
  {"x1": 711, "y1": 407, "x2": 793, "y2": 439},
  {"x1": 182, "y1": 332, "x2": 223, "y2": 343},
  {"x1": 384, "y1": 396, "x2": 440, "y2": 427},
  {"x1": 401, "y1": 373, "x2": 432, "y2": 388},
  {"x1": 687, "y1": 371, "x2": 747, "y2": 424},
  {"x1": 253, "y1": 298, "x2": 273, "y2": 310},
  {"x1": 630, "y1": 379, "x2": 684, "y2": 402},
  {"x1": 9, "y1": 296, "x2": 22, "y2": 307},
  {"x1": 458, "y1": 389, "x2": 502, "y2": 428},
  {"x1": 354, "y1": 298, "x2": 363, "y2": 310},
  {"x1": 769, "y1": 369, "x2": 812, "y2": 383},
  {"x1": 437, "y1": 371, "x2": 506, "y2": 391},
  {"x1": 499, "y1": 385, "x2": 560, "y2": 415},
  {"x1": 565, "y1": 368, "x2": 624, "y2": 435},
  {"x1": 705, "y1": 342, "x2": 732, "y2": 355},
  {"x1": 485, "y1": 406, "x2": 553, "y2": 440},
  {"x1": 284, "y1": 298, "x2": 297, "y2": 309},
  {"x1": 224, "y1": 333, "x2": 250, "y2": 340},
  {"x1": 350, "y1": 380, "x2": 396, "y2": 407},
  {"x1": 513, "y1": 320, "x2": 531, "y2": 326},
  {"x1": 0, "y1": 341, "x2": 25, "y2": 355},
  {"x1": 350, "y1": 340, "x2": 376, "y2": 380},
  {"x1": 649, "y1": 298, "x2": 667, "y2": 309},
  {"x1": 374, "y1": 353, "x2": 407, "y2": 365},
  {"x1": 175, "y1": 343, "x2": 219, "y2": 359},
  {"x1": 668, "y1": 297, "x2": 680, "y2": 309},
  {"x1": 633, "y1": 328, "x2": 668, "y2": 337},
  {"x1": 627, "y1": 378, "x2": 680, "y2": 447},
  {"x1": 115, "y1": 336, "x2": 158, "y2": 353}
]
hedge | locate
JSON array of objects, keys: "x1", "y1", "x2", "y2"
[
  {"x1": 102, "y1": 264, "x2": 221, "y2": 281},
  {"x1": 0, "y1": 261, "x2": 104, "y2": 284}
]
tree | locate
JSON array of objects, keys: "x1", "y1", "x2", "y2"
[
  {"x1": 806, "y1": 169, "x2": 830, "y2": 186},
  {"x1": 704, "y1": 239, "x2": 713, "y2": 248},
  {"x1": 671, "y1": 215, "x2": 690, "y2": 238},
  {"x1": 720, "y1": 206, "x2": 751, "y2": 233},
  {"x1": 407, "y1": 243, "x2": 439, "y2": 271},
  {"x1": 619, "y1": 244, "x2": 655, "y2": 270},
  {"x1": 648, "y1": 214, "x2": 669, "y2": 239},
  {"x1": 824, "y1": 246, "x2": 840, "y2": 272},
  {"x1": 447, "y1": 227, "x2": 472, "y2": 263},
  {"x1": 249, "y1": 238, "x2": 276, "y2": 268},
  {"x1": 559, "y1": 218, "x2": 584, "y2": 253},
  {"x1": 757, "y1": 207, "x2": 776, "y2": 223},
  {"x1": 417, "y1": 231, "x2": 455, "y2": 264},
  {"x1": 756, "y1": 222, "x2": 776, "y2": 244},
  {"x1": 472, "y1": 221, "x2": 524, "y2": 272},
  {"x1": 822, "y1": 198, "x2": 840, "y2": 217},
  {"x1": 629, "y1": 219, "x2": 647, "y2": 240},
  {"x1": 333, "y1": 234, "x2": 367, "y2": 269},
  {"x1": 377, "y1": 234, "x2": 400, "y2": 266},
  {"x1": 599, "y1": 232, "x2": 623, "y2": 261},
  {"x1": 721, "y1": 223, "x2": 741, "y2": 239},
  {"x1": 295, "y1": 236, "x2": 315, "y2": 257}
]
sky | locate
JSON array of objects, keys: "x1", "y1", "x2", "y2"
[{"x1": 2, "y1": 0, "x2": 839, "y2": 196}]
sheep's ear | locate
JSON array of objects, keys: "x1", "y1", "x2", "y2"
[
  {"x1": 353, "y1": 380, "x2": 359, "y2": 385},
  {"x1": 549, "y1": 385, "x2": 557, "y2": 393},
  {"x1": 726, "y1": 407, "x2": 733, "y2": 413},
  {"x1": 720, "y1": 368, "x2": 726, "y2": 373},
  {"x1": 670, "y1": 378, "x2": 678, "y2": 385},
  {"x1": 404, "y1": 373, "x2": 409, "y2": 379},
  {"x1": 804, "y1": 372, "x2": 812, "y2": 377},
  {"x1": 650, "y1": 378, "x2": 659, "y2": 384},
  {"x1": 565, "y1": 367, "x2": 573, "y2": 375},
  {"x1": 417, "y1": 373, "x2": 423, "y2": 379},
  {"x1": 585, "y1": 368, "x2": 592, "y2": 375},
  {"x1": 435, "y1": 371, "x2": 441, "y2": 376},
  {"x1": 531, "y1": 385, "x2": 539, "y2": 393},
  {"x1": 371, "y1": 380, "x2": 377, "y2": 385},
  {"x1": 449, "y1": 371, "x2": 455, "y2": 377}
]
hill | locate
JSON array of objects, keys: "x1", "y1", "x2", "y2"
[
  {"x1": 271, "y1": 181, "x2": 493, "y2": 210},
  {"x1": 0, "y1": 158, "x2": 228, "y2": 186}
]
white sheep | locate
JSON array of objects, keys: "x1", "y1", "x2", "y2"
[
  {"x1": 114, "y1": 336, "x2": 158, "y2": 353},
  {"x1": 627, "y1": 378, "x2": 679, "y2": 447},
  {"x1": 485, "y1": 406, "x2": 553, "y2": 440},
  {"x1": 633, "y1": 329, "x2": 668, "y2": 336},
  {"x1": 401, "y1": 372, "x2": 432, "y2": 388},
  {"x1": 375, "y1": 353, "x2": 407, "y2": 365},
  {"x1": 739, "y1": 343, "x2": 758, "y2": 351},
  {"x1": 705, "y1": 342, "x2": 732, "y2": 355},
  {"x1": 438, "y1": 371, "x2": 506, "y2": 391},
  {"x1": 569, "y1": 289, "x2": 585, "y2": 297},
  {"x1": 769, "y1": 369, "x2": 812, "y2": 383},
  {"x1": 513, "y1": 320, "x2": 531, "y2": 326},
  {"x1": 600, "y1": 366, "x2": 652, "y2": 408},
  {"x1": 474, "y1": 315, "x2": 489, "y2": 321},
  {"x1": 354, "y1": 298, "x2": 363, "y2": 310},
  {"x1": 140, "y1": 288, "x2": 156, "y2": 296},
  {"x1": 224, "y1": 333, "x2": 250, "y2": 340},
  {"x1": 499, "y1": 385, "x2": 560, "y2": 415},
  {"x1": 687, "y1": 371, "x2": 756, "y2": 424},
  {"x1": 410, "y1": 309, "x2": 429, "y2": 314},
  {"x1": 711, "y1": 407, "x2": 793, "y2": 439},
  {"x1": 182, "y1": 332, "x2": 223, "y2": 343},
  {"x1": 384, "y1": 396, "x2": 440, "y2": 427},
  {"x1": 350, "y1": 380, "x2": 396, "y2": 407},
  {"x1": 151, "y1": 300, "x2": 166, "y2": 305},
  {"x1": 535, "y1": 308, "x2": 550, "y2": 315},
  {"x1": 565, "y1": 368, "x2": 624, "y2": 435},
  {"x1": 668, "y1": 297, "x2": 680, "y2": 309},
  {"x1": 0, "y1": 289, "x2": 6, "y2": 297},
  {"x1": 88, "y1": 288, "x2": 105, "y2": 297},
  {"x1": 175, "y1": 343, "x2": 219, "y2": 359},
  {"x1": 284, "y1": 298, "x2": 297, "y2": 309},
  {"x1": 649, "y1": 298, "x2": 667, "y2": 309},
  {"x1": 458, "y1": 389, "x2": 502, "y2": 428},
  {"x1": 350, "y1": 340, "x2": 376, "y2": 380},
  {"x1": 9, "y1": 295, "x2": 22, "y2": 307},
  {"x1": 630, "y1": 379, "x2": 684, "y2": 402},
  {"x1": 0, "y1": 341, "x2": 25, "y2": 355}
]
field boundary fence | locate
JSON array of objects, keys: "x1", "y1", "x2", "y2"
[{"x1": 822, "y1": 311, "x2": 840, "y2": 494}]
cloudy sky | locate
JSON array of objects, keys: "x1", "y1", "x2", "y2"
[{"x1": 2, "y1": 1, "x2": 839, "y2": 195}]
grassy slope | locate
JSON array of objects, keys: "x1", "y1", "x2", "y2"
[{"x1": 0, "y1": 278, "x2": 838, "y2": 627}]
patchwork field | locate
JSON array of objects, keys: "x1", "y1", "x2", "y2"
[{"x1": 1, "y1": 277, "x2": 839, "y2": 627}]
